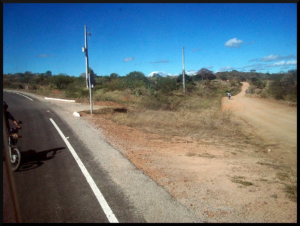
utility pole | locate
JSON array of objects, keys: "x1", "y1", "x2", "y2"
[
  {"x1": 83, "y1": 25, "x2": 93, "y2": 114},
  {"x1": 182, "y1": 47, "x2": 185, "y2": 93}
]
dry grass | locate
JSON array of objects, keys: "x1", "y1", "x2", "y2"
[
  {"x1": 231, "y1": 176, "x2": 253, "y2": 186},
  {"x1": 103, "y1": 89, "x2": 242, "y2": 142},
  {"x1": 80, "y1": 83, "x2": 249, "y2": 150},
  {"x1": 109, "y1": 107, "x2": 239, "y2": 140},
  {"x1": 284, "y1": 184, "x2": 297, "y2": 202}
]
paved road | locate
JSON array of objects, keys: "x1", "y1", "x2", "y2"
[
  {"x1": 3, "y1": 90, "x2": 201, "y2": 223},
  {"x1": 3, "y1": 91, "x2": 145, "y2": 223}
]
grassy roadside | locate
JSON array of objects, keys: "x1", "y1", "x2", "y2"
[{"x1": 79, "y1": 80, "x2": 244, "y2": 142}]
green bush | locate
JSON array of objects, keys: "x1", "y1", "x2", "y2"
[
  {"x1": 220, "y1": 75, "x2": 227, "y2": 81},
  {"x1": 193, "y1": 74, "x2": 203, "y2": 81},
  {"x1": 155, "y1": 76, "x2": 178, "y2": 94},
  {"x1": 252, "y1": 79, "x2": 266, "y2": 89},
  {"x1": 103, "y1": 78, "x2": 124, "y2": 91},
  {"x1": 50, "y1": 74, "x2": 75, "y2": 90}
]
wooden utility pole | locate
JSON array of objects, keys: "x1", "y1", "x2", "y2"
[
  {"x1": 83, "y1": 25, "x2": 93, "y2": 114},
  {"x1": 182, "y1": 47, "x2": 185, "y2": 93}
]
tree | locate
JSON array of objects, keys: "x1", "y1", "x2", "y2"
[
  {"x1": 193, "y1": 74, "x2": 202, "y2": 81},
  {"x1": 110, "y1": 73, "x2": 119, "y2": 78},
  {"x1": 50, "y1": 74, "x2": 75, "y2": 89},
  {"x1": 287, "y1": 69, "x2": 297, "y2": 82},
  {"x1": 123, "y1": 71, "x2": 148, "y2": 90},
  {"x1": 24, "y1": 71, "x2": 33, "y2": 77},
  {"x1": 239, "y1": 76, "x2": 246, "y2": 82},
  {"x1": 220, "y1": 75, "x2": 228, "y2": 81},
  {"x1": 176, "y1": 71, "x2": 192, "y2": 83},
  {"x1": 126, "y1": 71, "x2": 146, "y2": 80},
  {"x1": 196, "y1": 68, "x2": 216, "y2": 81},
  {"x1": 88, "y1": 67, "x2": 96, "y2": 77},
  {"x1": 152, "y1": 73, "x2": 162, "y2": 78},
  {"x1": 280, "y1": 74, "x2": 295, "y2": 87},
  {"x1": 45, "y1": 70, "x2": 52, "y2": 76}
]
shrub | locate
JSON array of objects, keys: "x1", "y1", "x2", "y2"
[
  {"x1": 252, "y1": 79, "x2": 266, "y2": 89},
  {"x1": 50, "y1": 75, "x2": 75, "y2": 89},
  {"x1": 193, "y1": 74, "x2": 203, "y2": 81},
  {"x1": 155, "y1": 76, "x2": 178, "y2": 94},
  {"x1": 220, "y1": 75, "x2": 227, "y2": 81}
]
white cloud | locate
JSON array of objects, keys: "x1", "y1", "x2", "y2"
[
  {"x1": 267, "y1": 60, "x2": 297, "y2": 67},
  {"x1": 260, "y1": 54, "x2": 296, "y2": 62},
  {"x1": 185, "y1": 70, "x2": 196, "y2": 75},
  {"x1": 224, "y1": 38, "x2": 243, "y2": 48},
  {"x1": 286, "y1": 60, "x2": 297, "y2": 65},
  {"x1": 273, "y1": 61, "x2": 285, "y2": 66},
  {"x1": 123, "y1": 57, "x2": 134, "y2": 62},
  {"x1": 260, "y1": 55, "x2": 279, "y2": 62},
  {"x1": 241, "y1": 60, "x2": 297, "y2": 71},
  {"x1": 217, "y1": 66, "x2": 234, "y2": 72},
  {"x1": 147, "y1": 71, "x2": 171, "y2": 77}
]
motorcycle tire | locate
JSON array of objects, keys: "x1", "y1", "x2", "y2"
[{"x1": 11, "y1": 147, "x2": 21, "y2": 171}]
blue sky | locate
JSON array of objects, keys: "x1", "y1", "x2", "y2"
[{"x1": 3, "y1": 3, "x2": 297, "y2": 77}]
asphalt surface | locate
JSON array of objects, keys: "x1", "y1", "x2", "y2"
[{"x1": 3, "y1": 90, "x2": 201, "y2": 223}]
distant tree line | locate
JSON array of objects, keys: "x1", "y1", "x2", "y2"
[
  {"x1": 3, "y1": 68, "x2": 297, "y2": 102},
  {"x1": 3, "y1": 67, "x2": 216, "y2": 93}
]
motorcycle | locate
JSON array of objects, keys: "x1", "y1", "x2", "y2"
[{"x1": 7, "y1": 121, "x2": 22, "y2": 171}]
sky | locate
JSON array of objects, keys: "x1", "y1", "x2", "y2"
[{"x1": 3, "y1": 3, "x2": 297, "y2": 77}]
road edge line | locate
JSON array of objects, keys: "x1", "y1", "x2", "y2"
[{"x1": 49, "y1": 118, "x2": 119, "y2": 223}]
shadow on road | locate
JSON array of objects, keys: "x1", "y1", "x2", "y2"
[{"x1": 17, "y1": 147, "x2": 65, "y2": 171}]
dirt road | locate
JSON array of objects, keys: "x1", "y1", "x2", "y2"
[{"x1": 222, "y1": 82, "x2": 297, "y2": 169}]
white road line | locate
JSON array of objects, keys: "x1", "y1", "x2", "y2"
[
  {"x1": 49, "y1": 118, "x2": 119, "y2": 223},
  {"x1": 45, "y1": 97, "x2": 75, "y2": 102},
  {"x1": 15, "y1": 92, "x2": 33, "y2": 101}
]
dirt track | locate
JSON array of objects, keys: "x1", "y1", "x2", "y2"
[
  {"x1": 78, "y1": 82, "x2": 297, "y2": 222},
  {"x1": 222, "y1": 82, "x2": 297, "y2": 169}
]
